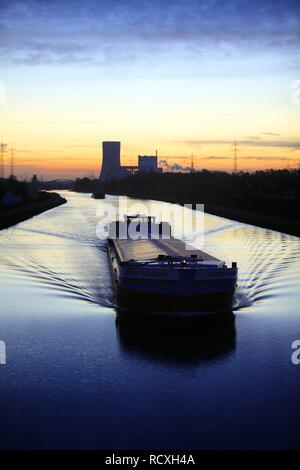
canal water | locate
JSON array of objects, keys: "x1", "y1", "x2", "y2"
[{"x1": 0, "y1": 191, "x2": 299, "y2": 449}]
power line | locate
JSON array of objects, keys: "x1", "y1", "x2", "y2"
[
  {"x1": 190, "y1": 153, "x2": 195, "y2": 173},
  {"x1": 10, "y1": 146, "x2": 15, "y2": 177},
  {"x1": 0, "y1": 141, "x2": 7, "y2": 178},
  {"x1": 233, "y1": 140, "x2": 239, "y2": 173}
]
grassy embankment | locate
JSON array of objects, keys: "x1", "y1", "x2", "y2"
[
  {"x1": 123, "y1": 194, "x2": 300, "y2": 236},
  {"x1": 101, "y1": 170, "x2": 300, "y2": 237},
  {"x1": 0, "y1": 192, "x2": 66, "y2": 230}
]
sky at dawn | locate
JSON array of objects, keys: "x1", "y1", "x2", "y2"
[{"x1": 0, "y1": 0, "x2": 300, "y2": 178}]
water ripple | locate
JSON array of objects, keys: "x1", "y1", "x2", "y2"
[{"x1": 0, "y1": 192, "x2": 299, "y2": 312}]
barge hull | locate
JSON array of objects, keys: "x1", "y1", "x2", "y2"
[
  {"x1": 116, "y1": 286, "x2": 235, "y2": 314},
  {"x1": 108, "y1": 237, "x2": 237, "y2": 315}
]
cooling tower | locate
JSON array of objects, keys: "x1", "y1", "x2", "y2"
[{"x1": 99, "y1": 141, "x2": 121, "y2": 181}]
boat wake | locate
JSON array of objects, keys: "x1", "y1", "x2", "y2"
[{"x1": 0, "y1": 192, "x2": 299, "y2": 313}]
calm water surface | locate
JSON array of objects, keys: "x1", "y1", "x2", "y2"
[{"x1": 0, "y1": 191, "x2": 299, "y2": 449}]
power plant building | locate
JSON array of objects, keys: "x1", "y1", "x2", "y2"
[
  {"x1": 99, "y1": 141, "x2": 162, "y2": 182},
  {"x1": 99, "y1": 141, "x2": 121, "y2": 182},
  {"x1": 138, "y1": 155, "x2": 160, "y2": 172}
]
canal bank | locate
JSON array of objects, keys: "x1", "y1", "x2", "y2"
[
  {"x1": 0, "y1": 192, "x2": 67, "y2": 230},
  {"x1": 106, "y1": 192, "x2": 300, "y2": 237}
]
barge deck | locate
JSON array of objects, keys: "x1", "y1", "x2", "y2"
[
  {"x1": 114, "y1": 237, "x2": 220, "y2": 263},
  {"x1": 107, "y1": 215, "x2": 238, "y2": 316}
]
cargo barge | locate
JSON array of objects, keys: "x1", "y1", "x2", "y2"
[
  {"x1": 107, "y1": 215, "x2": 238, "y2": 316},
  {"x1": 92, "y1": 192, "x2": 105, "y2": 199}
]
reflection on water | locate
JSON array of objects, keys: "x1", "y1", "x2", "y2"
[
  {"x1": 116, "y1": 312, "x2": 236, "y2": 366},
  {"x1": 0, "y1": 191, "x2": 300, "y2": 450},
  {"x1": 114, "y1": 196, "x2": 300, "y2": 312},
  {"x1": 0, "y1": 192, "x2": 299, "y2": 313}
]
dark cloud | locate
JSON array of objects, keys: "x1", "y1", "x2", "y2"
[
  {"x1": 0, "y1": 0, "x2": 299, "y2": 66},
  {"x1": 202, "y1": 155, "x2": 294, "y2": 161},
  {"x1": 177, "y1": 140, "x2": 300, "y2": 150},
  {"x1": 239, "y1": 156, "x2": 293, "y2": 161},
  {"x1": 159, "y1": 154, "x2": 295, "y2": 167}
]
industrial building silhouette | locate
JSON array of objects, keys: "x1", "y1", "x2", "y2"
[{"x1": 99, "y1": 141, "x2": 162, "y2": 182}]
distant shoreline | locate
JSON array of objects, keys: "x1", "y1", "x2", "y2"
[
  {"x1": 205, "y1": 202, "x2": 300, "y2": 236},
  {"x1": 112, "y1": 193, "x2": 300, "y2": 237},
  {"x1": 0, "y1": 193, "x2": 67, "y2": 230}
]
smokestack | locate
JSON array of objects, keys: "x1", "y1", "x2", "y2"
[{"x1": 99, "y1": 141, "x2": 121, "y2": 181}]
